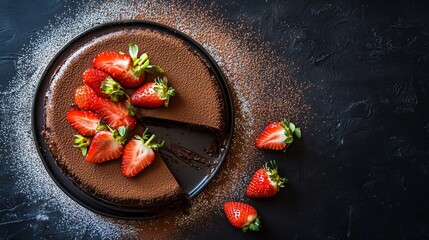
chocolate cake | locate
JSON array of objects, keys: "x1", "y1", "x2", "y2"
[{"x1": 43, "y1": 29, "x2": 225, "y2": 207}]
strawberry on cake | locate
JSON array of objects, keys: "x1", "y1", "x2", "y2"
[{"x1": 43, "y1": 28, "x2": 226, "y2": 208}]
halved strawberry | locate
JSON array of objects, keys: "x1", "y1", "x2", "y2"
[
  {"x1": 130, "y1": 77, "x2": 176, "y2": 108},
  {"x1": 93, "y1": 99, "x2": 136, "y2": 131},
  {"x1": 223, "y1": 202, "x2": 261, "y2": 232},
  {"x1": 121, "y1": 128, "x2": 164, "y2": 177},
  {"x1": 255, "y1": 120, "x2": 301, "y2": 150},
  {"x1": 86, "y1": 126, "x2": 129, "y2": 163},
  {"x1": 246, "y1": 161, "x2": 287, "y2": 198},
  {"x1": 82, "y1": 68, "x2": 126, "y2": 101},
  {"x1": 66, "y1": 109, "x2": 104, "y2": 136},
  {"x1": 74, "y1": 85, "x2": 101, "y2": 111},
  {"x1": 92, "y1": 44, "x2": 164, "y2": 88}
]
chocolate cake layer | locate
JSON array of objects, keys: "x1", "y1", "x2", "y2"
[{"x1": 44, "y1": 29, "x2": 224, "y2": 206}]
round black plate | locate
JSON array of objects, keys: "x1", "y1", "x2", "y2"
[{"x1": 31, "y1": 20, "x2": 234, "y2": 219}]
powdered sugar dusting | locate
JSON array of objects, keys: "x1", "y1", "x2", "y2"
[{"x1": 1, "y1": 0, "x2": 310, "y2": 239}]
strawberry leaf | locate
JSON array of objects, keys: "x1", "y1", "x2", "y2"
[
  {"x1": 139, "y1": 53, "x2": 148, "y2": 62},
  {"x1": 245, "y1": 217, "x2": 261, "y2": 232},
  {"x1": 149, "y1": 140, "x2": 164, "y2": 150},
  {"x1": 96, "y1": 124, "x2": 106, "y2": 132},
  {"x1": 294, "y1": 128, "x2": 302, "y2": 138},
  {"x1": 289, "y1": 122, "x2": 296, "y2": 133},
  {"x1": 144, "y1": 65, "x2": 164, "y2": 74},
  {"x1": 128, "y1": 44, "x2": 138, "y2": 59},
  {"x1": 284, "y1": 136, "x2": 293, "y2": 144},
  {"x1": 118, "y1": 126, "x2": 126, "y2": 136}
]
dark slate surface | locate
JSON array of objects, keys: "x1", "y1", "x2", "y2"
[{"x1": 1, "y1": 0, "x2": 428, "y2": 239}]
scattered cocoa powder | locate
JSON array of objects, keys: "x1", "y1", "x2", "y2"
[
  {"x1": 123, "y1": 1, "x2": 311, "y2": 239},
  {"x1": 3, "y1": 0, "x2": 312, "y2": 239}
]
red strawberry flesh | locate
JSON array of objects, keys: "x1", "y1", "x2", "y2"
[
  {"x1": 121, "y1": 140, "x2": 155, "y2": 177},
  {"x1": 85, "y1": 126, "x2": 128, "y2": 163},
  {"x1": 255, "y1": 120, "x2": 301, "y2": 150},
  {"x1": 86, "y1": 130, "x2": 124, "y2": 163},
  {"x1": 93, "y1": 98, "x2": 136, "y2": 131},
  {"x1": 82, "y1": 68, "x2": 111, "y2": 99},
  {"x1": 66, "y1": 109, "x2": 102, "y2": 136},
  {"x1": 92, "y1": 44, "x2": 163, "y2": 88},
  {"x1": 121, "y1": 129, "x2": 164, "y2": 177}
]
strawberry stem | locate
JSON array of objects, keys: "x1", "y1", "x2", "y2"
[
  {"x1": 136, "y1": 128, "x2": 165, "y2": 149},
  {"x1": 145, "y1": 134, "x2": 156, "y2": 146}
]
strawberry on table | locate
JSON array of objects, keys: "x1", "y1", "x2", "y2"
[
  {"x1": 74, "y1": 85, "x2": 101, "y2": 111},
  {"x1": 66, "y1": 109, "x2": 105, "y2": 136},
  {"x1": 246, "y1": 161, "x2": 287, "y2": 198},
  {"x1": 223, "y1": 202, "x2": 261, "y2": 232},
  {"x1": 121, "y1": 128, "x2": 164, "y2": 177},
  {"x1": 92, "y1": 44, "x2": 164, "y2": 88},
  {"x1": 86, "y1": 126, "x2": 129, "y2": 163},
  {"x1": 93, "y1": 98, "x2": 137, "y2": 131},
  {"x1": 130, "y1": 77, "x2": 175, "y2": 108},
  {"x1": 82, "y1": 68, "x2": 126, "y2": 101},
  {"x1": 255, "y1": 119, "x2": 301, "y2": 150}
]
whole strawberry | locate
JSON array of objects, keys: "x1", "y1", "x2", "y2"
[
  {"x1": 224, "y1": 202, "x2": 261, "y2": 232},
  {"x1": 130, "y1": 77, "x2": 175, "y2": 108},
  {"x1": 121, "y1": 128, "x2": 164, "y2": 177},
  {"x1": 246, "y1": 161, "x2": 287, "y2": 198},
  {"x1": 82, "y1": 68, "x2": 126, "y2": 101},
  {"x1": 255, "y1": 119, "x2": 301, "y2": 150},
  {"x1": 74, "y1": 85, "x2": 101, "y2": 111},
  {"x1": 92, "y1": 44, "x2": 163, "y2": 88}
]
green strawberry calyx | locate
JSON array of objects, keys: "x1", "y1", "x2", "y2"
[
  {"x1": 101, "y1": 77, "x2": 128, "y2": 102},
  {"x1": 153, "y1": 77, "x2": 176, "y2": 107},
  {"x1": 265, "y1": 160, "x2": 288, "y2": 191},
  {"x1": 110, "y1": 126, "x2": 129, "y2": 145},
  {"x1": 128, "y1": 44, "x2": 164, "y2": 77},
  {"x1": 134, "y1": 128, "x2": 164, "y2": 149},
  {"x1": 73, "y1": 134, "x2": 91, "y2": 156},
  {"x1": 280, "y1": 119, "x2": 301, "y2": 145},
  {"x1": 242, "y1": 216, "x2": 261, "y2": 232}
]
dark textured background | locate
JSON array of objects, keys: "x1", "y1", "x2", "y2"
[{"x1": 1, "y1": 0, "x2": 429, "y2": 239}]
